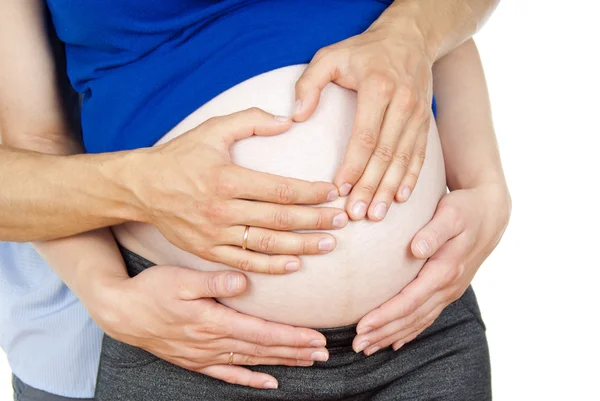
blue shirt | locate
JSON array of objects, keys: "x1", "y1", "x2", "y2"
[
  {"x1": 46, "y1": 0, "x2": 395, "y2": 154},
  {"x1": 0, "y1": 243, "x2": 102, "y2": 398}
]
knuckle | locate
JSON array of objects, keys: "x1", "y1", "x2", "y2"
[
  {"x1": 357, "y1": 181, "x2": 378, "y2": 195},
  {"x1": 313, "y1": 47, "x2": 331, "y2": 61},
  {"x1": 314, "y1": 211, "x2": 326, "y2": 230},
  {"x1": 301, "y1": 239, "x2": 312, "y2": 255},
  {"x1": 205, "y1": 275, "x2": 222, "y2": 296},
  {"x1": 357, "y1": 129, "x2": 378, "y2": 151},
  {"x1": 415, "y1": 148, "x2": 426, "y2": 164},
  {"x1": 253, "y1": 344, "x2": 267, "y2": 357},
  {"x1": 236, "y1": 258, "x2": 253, "y2": 272},
  {"x1": 392, "y1": 151, "x2": 411, "y2": 168},
  {"x1": 222, "y1": 373, "x2": 240, "y2": 384},
  {"x1": 372, "y1": 145, "x2": 394, "y2": 164},
  {"x1": 396, "y1": 85, "x2": 417, "y2": 110},
  {"x1": 258, "y1": 233, "x2": 277, "y2": 253},
  {"x1": 273, "y1": 210, "x2": 292, "y2": 229},
  {"x1": 255, "y1": 330, "x2": 275, "y2": 346},
  {"x1": 379, "y1": 183, "x2": 398, "y2": 199},
  {"x1": 274, "y1": 183, "x2": 296, "y2": 204},
  {"x1": 246, "y1": 107, "x2": 265, "y2": 118},
  {"x1": 372, "y1": 74, "x2": 396, "y2": 98},
  {"x1": 345, "y1": 164, "x2": 365, "y2": 182},
  {"x1": 439, "y1": 202, "x2": 460, "y2": 226},
  {"x1": 404, "y1": 297, "x2": 419, "y2": 315}
]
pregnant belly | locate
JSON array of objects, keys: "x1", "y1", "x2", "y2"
[{"x1": 112, "y1": 65, "x2": 446, "y2": 328}]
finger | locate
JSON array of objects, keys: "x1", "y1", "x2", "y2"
[
  {"x1": 348, "y1": 95, "x2": 414, "y2": 221},
  {"x1": 223, "y1": 165, "x2": 339, "y2": 205},
  {"x1": 210, "y1": 245, "x2": 302, "y2": 274},
  {"x1": 206, "y1": 107, "x2": 293, "y2": 147},
  {"x1": 166, "y1": 267, "x2": 248, "y2": 300},
  {"x1": 228, "y1": 200, "x2": 348, "y2": 231},
  {"x1": 200, "y1": 364, "x2": 280, "y2": 390},
  {"x1": 223, "y1": 310, "x2": 327, "y2": 348},
  {"x1": 356, "y1": 264, "x2": 442, "y2": 333},
  {"x1": 226, "y1": 352, "x2": 315, "y2": 367},
  {"x1": 228, "y1": 338, "x2": 328, "y2": 362},
  {"x1": 377, "y1": 304, "x2": 445, "y2": 353},
  {"x1": 335, "y1": 78, "x2": 394, "y2": 201},
  {"x1": 353, "y1": 294, "x2": 440, "y2": 353},
  {"x1": 410, "y1": 201, "x2": 464, "y2": 259},
  {"x1": 223, "y1": 226, "x2": 337, "y2": 258},
  {"x1": 396, "y1": 115, "x2": 430, "y2": 204},
  {"x1": 293, "y1": 48, "x2": 340, "y2": 122},
  {"x1": 365, "y1": 112, "x2": 421, "y2": 221}
]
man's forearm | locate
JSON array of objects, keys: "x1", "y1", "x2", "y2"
[
  {"x1": 381, "y1": 0, "x2": 499, "y2": 61},
  {"x1": 432, "y1": 38, "x2": 507, "y2": 191},
  {"x1": 0, "y1": 145, "x2": 146, "y2": 241}
]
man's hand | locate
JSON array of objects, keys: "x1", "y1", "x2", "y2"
[
  {"x1": 353, "y1": 184, "x2": 510, "y2": 354},
  {"x1": 294, "y1": 18, "x2": 433, "y2": 222},
  {"x1": 128, "y1": 108, "x2": 349, "y2": 274},
  {"x1": 86, "y1": 266, "x2": 329, "y2": 390}
]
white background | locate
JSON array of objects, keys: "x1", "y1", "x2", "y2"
[{"x1": 1, "y1": 0, "x2": 599, "y2": 399}]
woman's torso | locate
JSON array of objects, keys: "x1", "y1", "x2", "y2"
[{"x1": 113, "y1": 65, "x2": 446, "y2": 328}]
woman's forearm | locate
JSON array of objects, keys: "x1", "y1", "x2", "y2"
[
  {"x1": 432, "y1": 38, "x2": 507, "y2": 191},
  {"x1": 381, "y1": 0, "x2": 500, "y2": 61}
]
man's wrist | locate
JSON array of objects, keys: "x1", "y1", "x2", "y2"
[
  {"x1": 76, "y1": 149, "x2": 152, "y2": 225},
  {"x1": 377, "y1": 0, "x2": 444, "y2": 62}
]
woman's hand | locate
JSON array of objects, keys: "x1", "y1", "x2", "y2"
[
  {"x1": 352, "y1": 183, "x2": 511, "y2": 354},
  {"x1": 86, "y1": 266, "x2": 329, "y2": 390},
  {"x1": 294, "y1": 13, "x2": 434, "y2": 222},
  {"x1": 130, "y1": 108, "x2": 349, "y2": 274}
]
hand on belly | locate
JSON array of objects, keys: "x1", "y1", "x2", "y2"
[{"x1": 113, "y1": 65, "x2": 446, "y2": 328}]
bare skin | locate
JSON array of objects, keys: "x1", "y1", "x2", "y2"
[{"x1": 0, "y1": 0, "x2": 504, "y2": 390}]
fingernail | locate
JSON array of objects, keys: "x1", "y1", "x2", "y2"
[
  {"x1": 297, "y1": 360, "x2": 314, "y2": 367},
  {"x1": 339, "y1": 183, "x2": 352, "y2": 196},
  {"x1": 366, "y1": 346, "x2": 381, "y2": 356},
  {"x1": 401, "y1": 187, "x2": 411, "y2": 201},
  {"x1": 416, "y1": 240, "x2": 431, "y2": 257},
  {"x1": 326, "y1": 189, "x2": 338, "y2": 202},
  {"x1": 226, "y1": 275, "x2": 241, "y2": 292},
  {"x1": 357, "y1": 326, "x2": 372, "y2": 335},
  {"x1": 332, "y1": 213, "x2": 348, "y2": 229},
  {"x1": 285, "y1": 262, "x2": 300, "y2": 272},
  {"x1": 311, "y1": 351, "x2": 329, "y2": 362},
  {"x1": 274, "y1": 115, "x2": 291, "y2": 122},
  {"x1": 393, "y1": 343, "x2": 405, "y2": 351},
  {"x1": 294, "y1": 99, "x2": 303, "y2": 115},
  {"x1": 352, "y1": 202, "x2": 367, "y2": 218},
  {"x1": 308, "y1": 339, "x2": 326, "y2": 347},
  {"x1": 373, "y1": 203, "x2": 387, "y2": 220},
  {"x1": 355, "y1": 341, "x2": 370, "y2": 353},
  {"x1": 318, "y1": 238, "x2": 335, "y2": 252},
  {"x1": 264, "y1": 381, "x2": 278, "y2": 389}
]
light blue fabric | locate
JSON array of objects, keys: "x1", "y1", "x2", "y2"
[{"x1": 0, "y1": 242, "x2": 102, "y2": 398}]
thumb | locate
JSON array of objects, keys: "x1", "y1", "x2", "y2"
[
  {"x1": 293, "y1": 56, "x2": 339, "y2": 122},
  {"x1": 411, "y1": 205, "x2": 462, "y2": 259},
  {"x1": 173, "y1": 268, "x2": 248, "y2": 300}
]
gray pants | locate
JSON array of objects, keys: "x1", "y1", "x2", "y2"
[
  {"x1": 95, "y1": 248, "x2": 491, "y2": 400},
  {"x1": 12, "y1": 376, "x2": 93, "y2": 401}
]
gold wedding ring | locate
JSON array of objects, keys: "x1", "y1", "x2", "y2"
[
  {"x1": 228, "y1": 352, "x2": 234, "y2": 365},
  {"x1": 242, "y1": 226, "x2": 250, "y2": 250}
]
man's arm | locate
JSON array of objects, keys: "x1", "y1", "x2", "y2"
[
  {"x1": 384, "y1": 0, "x2": 500, "y2": 62},
  {"x1": 0, "y1": 0, "x2": 143, "y2": 241},
  {"x1": 293, "y1": 0, "x2": 500, "y2": 223}
]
